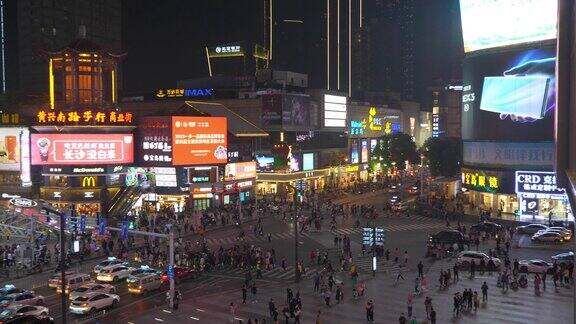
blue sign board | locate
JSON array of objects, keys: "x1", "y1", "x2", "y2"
[
  {"x1": 79, "y1": 215, "x2": 87, "y2": 233},
  {"x1": 167, "y1": 265, "x2": 174, "y2": 280},
  {"x1": 121, "y1": 220, "x2": 129, "y2": 241},
  {"x1": 98, "y1": 217, "x2": 107, "y2": 236}
]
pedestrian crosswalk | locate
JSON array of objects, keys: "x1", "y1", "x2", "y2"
[
  {"x1": 204, "y1": 231, "x2": 296, "y2": 246},
  {"x1": 131, "y1": 258, "x2": 575, "y2": 324},
  {"x1": 210, "y1": 264, "x2": 323, "y2": 282},
  {"x1": 352, "y1": 255, "x2": 400, "y2": 274}
]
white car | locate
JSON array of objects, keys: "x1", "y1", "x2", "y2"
[
  {"x1": 457, "y1": 251, "x2": 501, "y2": 268},
  {"x1": 532, "y1": 231, "x2": 566, "y2": 243},
  {"x1": 516, "y1": 224, "x2": 549, "y2": 235},
  {"x1": 69, "y1": 292, "x2": 120, "y2": 315},
  {"x1": 96, "y1": 265, "x2": 134, "y2": 283},
  {"x1": 48, "y1": 271, "x2": 76, "y2": 289},
  {"x1": 0, "y1": 304, "x2": 49, "y2": 317},
  {"x1": 0, "y1": 292, "x2": 45, "y2": 308},
  {"x1": 518, "y1": 260, "x2": 552, "y2": 274},
  {"x1": 93, "y1": 257, "x2": 127, "y2": 274},
  {"x1": 69, "y1": 283, "x2": 116, "y2": 301}
]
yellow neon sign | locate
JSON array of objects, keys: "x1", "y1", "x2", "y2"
[{"x1": 49, "y1": 59, "x2": 55, "y2": 110}]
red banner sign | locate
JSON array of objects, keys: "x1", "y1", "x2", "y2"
[{"x1": 31, "y1": 134, "x2": 134, "y2": 165}]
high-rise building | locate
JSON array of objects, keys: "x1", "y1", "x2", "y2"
[{"x1": 1, "y1": 0, "x2": 121, "y2": 97}]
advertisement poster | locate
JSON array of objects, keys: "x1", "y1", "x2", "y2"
[
  {"x1": 462, "y1": 47, "x2": 556, "y2": 141},
  {"x1": 137, "y1": 117, "x2": 173, "y2": 166},
  {"x1": 261, "y1": 94, "x2": 283, "y2": 126},
  {"x1": 256, "y1": 155, "x2": 274, "y2": 172},
  {"x1": 361, "y1": 139, "x2": 369, "y2": 163},
  {"x1": 225, "y1": 161, "x2": 257, "y2": 181},
  {"x1": 459, "y1": 0, "x2": 557, "y2": 53},
  {"x1": 303, "y1": 153, "x2": 314, "y2": 171},
  {"x1": 463, "y1": 141, "x2": 554, "y2": 169},
  {"x1": 0, "y1": 128, "x2": 24, "y2": 171},
  {"x1": 350, "y1": 139, "x2": 359, "y2": 164},
  {"x1": 289, "y1": 153, "x2": 301, "y2": 172},
  {"x1": 370, "y1": 139, "x2": 378, "y2": 154},
  {"x1": 282, "y1": 94, "x2": 310, "y2": 127},
  {"x1": 31, "y1": 134, "x2": 134, "y2": 165},
  {"x1": 172, "y1": 116, "x2": 228, "y2": 165}
]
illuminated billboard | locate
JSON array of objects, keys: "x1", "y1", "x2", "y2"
[
  {"x1": 462, "y1": 47, "x2": 555, "y2": 141},
  {"x1": 172, "y1": 117, "x2": 228, "y2": 165},
  {"x1": 31, "y1": 134, "x2": 134, "y2": 165},
  {"x1": 283, "y1": 94, "x2": 310, "y2": 127},
  {"x1": 0, "y1": 128, "x2": 26, "y2": 171},
  {"x1": 303, "y1": 153, "x2": 314, "y2": 171},
  {"x1": 460, "y1": 0, "x2": 557, "y2": 53},
  {"x1": 137, "y1": 117, "x2": 173, "y2": 166},
  {"x1": 225, "y1": 161, "x2": 257, "y2": 181},
  {"x1": 361, "y1": 139, "x2": 369, "y2": 163},
  {"x1": 261, "y1": 94, "x2": 283, "y2": 126},
  {"x1": 324, "y1": 94, "x2": 347, "y2": 127}
]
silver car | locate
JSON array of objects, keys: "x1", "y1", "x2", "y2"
[
  {"x1": 69, "y1": 292, "x2": 120, "y2": 315},
  {"x1": 69, "y1": 283, "x2": 116, "y2": 301}
]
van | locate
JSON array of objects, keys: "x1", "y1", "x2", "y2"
[
  {"x1": 127, "y1": 273, "x2": 162, "y2": 295},
  {"x1": 56, "y1": 273, "x2": 93, "y2": 294}
]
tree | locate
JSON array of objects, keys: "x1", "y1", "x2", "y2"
[
  {"x1": 420, "y1": 137, "x2": 463, "y2": 177},
  {"x1": 372, "y1": 133, "x2": 420, "y2": 170}
]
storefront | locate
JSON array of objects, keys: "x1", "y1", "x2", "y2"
[
  {"x1": 515, "y1": 171, "x2": 572, "y2": 222},
  {"x1": 256, "y1": 169, "x2": 330, "y2": 201},
  {"x1": 461, "y1": 167, "x2": 518, "y2": 215}
]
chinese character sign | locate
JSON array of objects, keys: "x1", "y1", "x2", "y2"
[
  {"x1": 225, "y1": 161, "x2": 257, "y2": 181},
  {"x1": 515, "y1": 171, "x2": 566, "y2": 195},
  {"x1": 461, "y1": 168, "x2": 516, "y2": 194},
  {"x1": 30, "y1": 134, "x2": 134, "y2": 165},
  {"x1": 36, "y1": 110, "x2": 133, "y2": 125},
  {"x1": 137, "y1": 117, "x2": 173, "y2": 166},
  {"x1": 172, "y1": 116, "x2": 228, "y2": 165}
]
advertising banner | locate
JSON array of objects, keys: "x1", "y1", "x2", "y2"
[
  {"x1": 302, "y1": 153, "x2": 314, "y2": 171},
  {"x1": 225, "y1": 161, "x2": 257, "y2": 181},
  {"x1": 350, "y1": 139, "x2": 359, "y2": 164},
  {"x1": 256, "y1": 155, "x2": 274, "y2": 172},
  {"x1": 461, "y1": 167, "x2": 515, "y2": 194},
  {"x1": 324, "y1": 94, "x2": 347, "y2": 128},
  {"x1": 261, "y1": 94, "x2": 283, "y2": 126},
  {"x1": 282, "y1": 94, "x2": 310, "y2": 127},
  {"x1": 137, "y1": 117, "x2": 173, "y2": 166},
  {"x1": 515, "y1": 171, "x2": 566, "y2": 195},
  {"x1": 361, "y1": 139, "x2": 369, "y2": 163},
  {"x1": 31, "y1": 134, "x2": 134, "y2": 165},
  {"x1": 172, "y1": 116, "x2": 228, "y2": 165},
  {"x1": 462, "y1": 47, "x2": 556, "y2": 141},
  {"x1": 0, "y1": 128, "x2": 25, "y2": 171},
  {"x1": 463, "y1": 141, "x2": 554, "y2": 169},
  {"x1": 459, "y1": 0, "x2": 557, "y2": 53}
]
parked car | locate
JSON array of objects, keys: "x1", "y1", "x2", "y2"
[
  {"x1": 470, "y1": 221, "x2": 502, "y2": 234},
  {"x1": 516, "y1": 224, "x2": 549, "y2": 235},
  {"x1": 0, "y1": 285, "x2": 24, "y2": 297},
  {"x1": 160, "y1": 266, "x2": 196, "y2": 284},
  {"x1": 456, "y1": 251, "x2": 501, "y2": 268},
  {"x1": 551, "y1": 251, "x2": 574, "y2": 267},
  {"x1": 531, "y1": 231, "x2": 565, "y2": 243},
  {"x1": 69, "y1": 292, "x2": 120, "y2": 315},
  {"x1": 518, "y1": 260, "x2": 553, "y2": 274},
  {"x1": 429, "y1": 230, "x2": 468, "y2": 245},
  {"x1": 0, "y1": 292, "x2": 45, "y2": 308},
  {"x1": 69, "y1": 283, "x2": 116, "y2": 301}
]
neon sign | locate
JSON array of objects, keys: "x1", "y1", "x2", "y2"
[
  {"x1": 36, "y1": 110, "x2": 133, "y2": 125},
  {"x1": 155, "y1": 88, "x2": 214, "y2": 99}
]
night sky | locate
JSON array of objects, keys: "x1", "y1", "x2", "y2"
[{"x1": 121, "y1": 0, "x2": 462, "y2": 103}]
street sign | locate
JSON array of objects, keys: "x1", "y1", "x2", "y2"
[
  {"x1": 167, "y1": 264, "x2": 174, "y2": 280},
  {"x1": 98, "y1": 217, "x2": 107, "y2": 235},
  {"x1": 363, "y1": 227, "x2": 385, "y2": 246},
  {"x1": 121, "y1": 220, "x2": 129, "y2": 241}
]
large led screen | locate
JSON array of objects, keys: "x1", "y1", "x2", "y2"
[
  {"x1": 225, "y1": 161, "x2": 257, "y2": 181},
  {"x1": 462, "y1": 47, "x2": 555, "y2": 141},
  {"x1": 459, "y1": 0, "x2": 557, "y2": 53},
  {"x1": 302, "y1": 153, "x2": 314, "y2": 171},
  {"x1": 283, "y1": 94, "x2": 310, "y2": 127},
  {"x1": 31, "y1": 134, "x2": 134, "y2": 165},
  {"x1": 324, "y1": 94, "x2": 347, "y2": 127},
  {"x1": 172, "y1": 116, "x2": 228, "y2": 165}
]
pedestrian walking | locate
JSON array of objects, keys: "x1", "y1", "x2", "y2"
[
  {"x1": 470, "y1": 260, "x2": 476, "y2": 278},
  {"x1": 242, "y1": 285, "x2": 247, "y2": 304},
  {"x1": 315, "y1": 310, "x2": 322, "y2": 324},
  {"x1": 365, "y1": 300, "x2": 374, "y2": 322},
  {"x1": 453, "y1": 264, "x2": 459, "y2": 281},
  {"x1": 424, "y1": 296, "x2": 432, "y2": 320},
  {"x1": 229, "y1": 302, "x2": 237, "y2": 323},
  {"x1": 430, "y1": 307, "x2": 437, "y2": 324},
  {"x1": 251, "y1": 283, "x2": 258, "y2": 302},
  {"x1": 395, "y1": 266, "x2": 405, "y2": 285},
  {"x1": 481, "y1": 281, "x2": 488, "y2": 302},
  {"x1": 398, "y1": 312, "x2": 407, "y2": 324},
  {"x1": 417, "y1": 261, "x2": 424, "y2": 278},
  {"x1": 407, "y1": 292, "x2": 414, "y2": 318},
  {"x1": 269, "y1": 298, "x2": 276, "y2": 318},
  {"x1": 542, "y1": 271, "x2": 547, "y2": 289},
  {"x1": 473, "y1": 291, "x2": 479, "y2": 311}
]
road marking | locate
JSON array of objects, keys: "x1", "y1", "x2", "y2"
[
  {"x1": 154, "y1": 318, "x2": 164, "y2": 322},
  {"x1": 234, "y1": 317, "x2": 244, "y2": 321},
  {"x1": 196, "y1": 308, "x2": 205, "y2": 312},
  {"x1": 162, "y1": 309, "x2": 172, "y2": 314},
  {"x1": 190, "y1": 316, "x2": 200, "y2": 320}
]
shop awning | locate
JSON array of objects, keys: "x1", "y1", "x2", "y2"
[{"x1": 182, "y1": 101, "x2": 268, "y2": 137}]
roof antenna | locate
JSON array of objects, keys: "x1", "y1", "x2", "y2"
[{"x1": 78, "y1": 25, "x2": 86, "y2": 38}]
